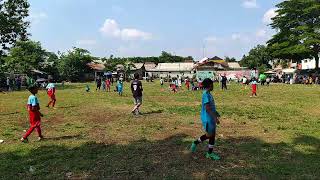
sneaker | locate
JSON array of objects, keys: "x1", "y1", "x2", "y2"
[
  {"x1": 190, "y1": 142, "x2": 197, "y2": 153},
  {"x1": 21, "y1": 137, "x2": 28, "y2": 143},
  {"x1": 205, "y1": 152, "x2": 220, "y2": 160}
]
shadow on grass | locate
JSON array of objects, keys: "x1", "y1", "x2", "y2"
[
  {"x1": 55, "y1": 105, "x2": 77, "y2": 109},
  {"x1": 141, "y1": 110, "x2": 163, "y2": 115},
  {"x1": 0, "y1": 111, "x2": 20, "y2": 116},
  {"x1": 0, "y1": 134, "x2": 319, "y2": 179},
  {"x1": 44, "y1": 134, "x2": 82, "y2": 141}
]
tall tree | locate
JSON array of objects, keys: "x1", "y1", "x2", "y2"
[
  {"x1": 0, "y1": 0, "x2": 30, "y2": 55},
  {"x1": 240, "y1": 45, "x2": 272, "y2": 72},
  {"x1": 41, "y1": 52, "x2": 60, "y2": 79},
  {"x1": 58, "y1": 48, "x2": 93, "y2": 81},
  {"x1": 4, "y1": 40, "x2": 46, "y2": 74},
  {"x1": 267, "y1": 0, "x2": 320, "y2": 69},
  {"x1": 225, "y1": 56, "x2": 237, "y2": 62}
]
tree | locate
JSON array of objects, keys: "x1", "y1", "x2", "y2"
[
  {"x1": 240, "y1": 45, "x2": 272, "y2": 72},
  {"x1": 124, "y1": 62, "x2": 136, "y2": 80},
  {"x1": 4, "y1": 40, "x2": 46, "y2": 74},
  {"x1": 0, "y1": 0, "x2": 30, "y2": 55},
  {"x1": 57, "y1": 48, "x2": 93, "y2": 81},
  {"x1": 41, "y1": 52, "x2": 60, "y2": 79},
  {"x1": 225, "y1": 56, "x2": 237, "y2": 62},
  {"x1": 267, "y1": 0, "x2": 320, "y2": 69}
]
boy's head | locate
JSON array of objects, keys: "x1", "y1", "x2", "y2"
[
  {"x1": 28, "y1": 85, "x2": 38, "y2": 94},
  {"x1": 134, "y1": 73, "x2": 139, "y2": 80},
  {"x1": 202, "y1": 78, "x2": 213, "y2": 91}
]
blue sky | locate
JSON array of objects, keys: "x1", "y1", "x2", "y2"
[{"x1": 28, "y1": 0, "x2": 283, "y2": 60}]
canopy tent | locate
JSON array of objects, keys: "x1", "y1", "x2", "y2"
[
  {"x1": 282, "y1": 68, "x2": 296, "y2": 74},
  {"x1": 264, "y1": 70, "x2": 276, "y2": 74}
]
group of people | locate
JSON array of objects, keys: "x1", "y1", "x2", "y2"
[
  {"x1": 94, "y1": 77, "x2": 112, "y2": 92},
  {"x1": 21, "y1": 73, "x2": 144, "y2": 142},
  {"x1": 166, "y1": 76, "x2": 191, "y2": 93},
  {"x1": 2, "y1": 76, "x2": 23, "y2": 91},
  {"x1": 18, "y1": 71, "x2": 320, "y2": 162},
  {"x1": 20, "y1": 73, "x2": 222, "y2": 161}
]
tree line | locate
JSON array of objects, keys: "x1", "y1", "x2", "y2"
[{"x1": 1, "y1": 0, "x2": 319, "y2": 82}]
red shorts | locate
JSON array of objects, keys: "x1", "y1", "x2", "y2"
[
  {"x1": 252, "y1": 84, "x2": 257, "y2": 93},
  {"x1": 29, "y1": 111, "x2": 41, "y2": 126},
  {"x1": 48, "y1": 92, "x2": 56, "y2": 100}
]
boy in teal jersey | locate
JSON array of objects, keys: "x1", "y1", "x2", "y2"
[{"x1": 190, "y1": 78, "x2": 221, "y2": 160}]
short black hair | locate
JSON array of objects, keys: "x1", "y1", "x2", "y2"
[
  {"x1": 202, "y1": 78, "x2": 213, "y2": 89},
  {"x1": 134, "y1": 73, "x2": 139, "y2": 79},
  {"x1": 27, "y1": 84, "x2": 37, "y2": 91}
]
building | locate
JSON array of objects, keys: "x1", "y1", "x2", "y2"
[
  {"x1": 194, "y1": 56, "x2": 228, "y2": 80},
  {"x1": 149, "y1": 62, "x2": 195, "y2": 78},
  {"x1": 87, "y1": 62, "x2": 105, "y2": 80},
  {"x1": 143, "y1": 62, "x2": 157, "y2": 78},
  {"x1": 301, "y1": 57, "x2": 320, "y2": 70}
]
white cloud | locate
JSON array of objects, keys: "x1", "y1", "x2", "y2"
[
  {"x1": 76, "y1": 40, "x2": 97, "y2": 46},
  {"x1": 30, "y1": 12, "x2": 48, "y2": 24},
  {"x1": 121, "y1": 28, "x2": 152, "y2": 40},
  {"x1": 263, "y1": 8, "x2": 278, "y2": 24},
  {"x1": 256, "y1": 29, "x2": 267, "y2": 38},
  {"x1": 99, "y1": 19, "x2": 153, "y2": 41},
  {"x1": 242, "y1": 0, "x2": 258, "y2": 9}
]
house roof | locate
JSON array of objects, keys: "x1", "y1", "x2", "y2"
[
  {"x1": 116, "y1": 64, "x2": 125, "y2": 71},
  {"x1": 210, "y1": 56, "x2": 223, "y2": 61},
  {"x1": 149, "y1": 62, "x2": 194, "y2": 72},
  {"x1": 144, "y1": 62, "x2": 157, "y2": 71},
  {"x1": 194, "y1": 61, "x2": 228, "y2": 70},
  {"x1": 87, "y1": 63, "x2": 105, "y2": 71},
  {"x1": 132, "y1": 63, "x2": 144, "y2": 70}
]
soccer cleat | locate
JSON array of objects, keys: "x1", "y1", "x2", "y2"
[
  {"x1": 190, "y1": 142, "x2": 197, "y2": 153},
  {"x1": 37, "y1": 136, "x2": 44, "y2": 141},
  {"x1": 205, "y1": 152, "x2": 220, "y2": 160},
  {"x1": 21, "y1": 138, "x2": 28, "y2": 143}
]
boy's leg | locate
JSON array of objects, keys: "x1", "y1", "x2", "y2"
[
  {"x1": 194, "y1": 134, "x2": 208, "y2": 144},
  {"x1": 52, "y1": 98, "x2": 56, "y2": 107},
  {"x1": 191, "y1": 134, "x2": 208, "y2": 152},
  {"x1": 208, "y1": 133, "x2": 216, "y2": 154},
  {"x1": 23, "y1": 126, "x2": 35, "y2": 139},
  {"x1": 35, "y1": 125, "x2": 43, "y2": 138},
  {"x1": 206, "y1": 131, "x2": 220, "y2": 160},
  {"x1": 47, "y1": 100, "x2": 52, "y2": 107}
]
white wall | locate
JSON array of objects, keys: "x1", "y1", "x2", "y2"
[
  {"x1": 302, "y1": 58, "x2": 320, "y2": 69},
  {"x1": 302, "y1": 54, "x2": 320, "y2": 69}
]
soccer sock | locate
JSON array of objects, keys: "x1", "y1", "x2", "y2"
[
  {"x1": 194, "y1": 134, "x2": 208, "y2": 145},
  {"x1": 208, "y1": 136, "x2": 215, "y2": 154}
]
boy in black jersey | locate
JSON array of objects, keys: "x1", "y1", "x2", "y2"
[{"x1": 131, "y1": 73, "x2": 143, "y2": 115}]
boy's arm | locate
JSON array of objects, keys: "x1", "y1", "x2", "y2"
[
  {"x1": 205, "y1": 104, "x2": 220, "y2": 124},
  {"x1": 130, "y1": 83, "x2": 134, "y2": 93}
]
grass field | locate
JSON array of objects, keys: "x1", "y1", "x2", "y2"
[{"x1": 0, "y1": 82, "x2": 319, "y2": 179}]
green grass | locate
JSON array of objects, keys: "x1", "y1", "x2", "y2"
[{"x1": 0, "y1": 82, "x2": 319, "y2": 179}]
